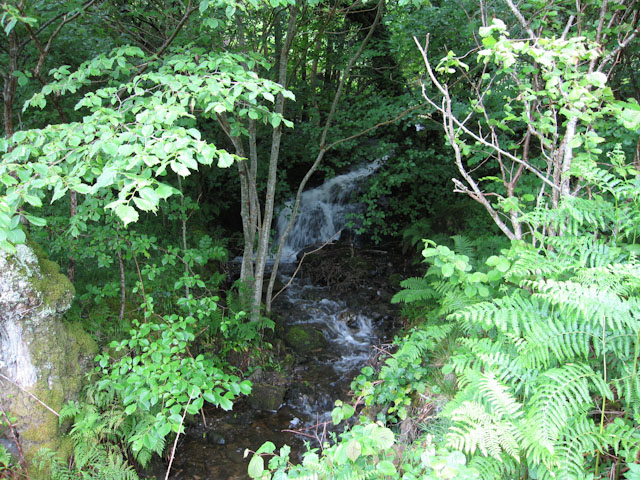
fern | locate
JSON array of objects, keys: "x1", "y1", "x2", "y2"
[
  {"x1": 391, "y1": 276, "x2": 435, "y2": 304},
  {"x1": 451, "y1": 234, "x2": 476, "y2": 261},
  {"x1": 447, "y1": 398, "x2": 523, "y2": 459}
]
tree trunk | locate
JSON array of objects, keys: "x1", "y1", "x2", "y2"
[
  {"x1": 265, "y1": 0, "x2": 385, "y2": 314},
  {"x1": 249, "y1": 5, "x2": 298, "y2": 322}
]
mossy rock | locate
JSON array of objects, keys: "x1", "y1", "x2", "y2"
[
  {"x1": 0, "y1": 243, "x2": 96, "y2": 479},
  {"x1": 247, "y1": 369, "x2": 288, "y2": 411},
  {"x1": 248, "y1": 383, "x2": 287, "y2": 411},
  {"x1": 284, "y1": 325, "x2": 327, "y2": 355}
]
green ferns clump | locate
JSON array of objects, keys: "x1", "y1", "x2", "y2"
[
  {"x1": 368, "y1": 156, "x2": 640, "y2": 479},
  {"x1": 35, "y1": 401, "x2": 139, "y2": 480},
  {"x1": 441, "y1": 237, "x2": 640, "y2": 479}
]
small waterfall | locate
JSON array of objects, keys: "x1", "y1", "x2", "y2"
[
  {"x1": 276, "y1": 161, "x2": 380, "y2": 261},
  {"x1": 168, "y1": 160, "x2": 393, "y2": 480}
]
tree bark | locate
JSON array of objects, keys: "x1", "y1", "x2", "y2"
[{"x1": 250, "y1": 5, "x2": 298, "y2": 322}]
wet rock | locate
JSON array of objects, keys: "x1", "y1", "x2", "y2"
[
  {"x1": 205, "y1": 431, "x2": 226, "y2": 445},
  {"x1": 337, "y1": 311, "x2": 359, "y2": 328},
  {"x1": 247, "y1": 369, "x2": 288, "y2": 411},
  {"x1": 284, "y1": 325, "x2": 327, "y2": 354},
  {"x1": 248, "y1": 383, "x2": 286, "y2": 411},
  {"x1": 225, "y1": 446, "x2": 246, "y2": 464}
]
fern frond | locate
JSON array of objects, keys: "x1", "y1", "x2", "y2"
[
  {"x1": 391, "y1": 277, "x2": 435, "y2": 304},
  {"x1": 611, "y1": 362, "x2": 640, "y2": 413},
  {"x1": 528, "y1": 279, "x2": 638, "y2": 356},
  {"x1": 476, "y1": 371, "x2": 523, "y2": 421},
  {"x1": 468, "y1": 454, "x2": 523, "y2": 480},
  {"x1": 524, "y1": 363, "x2": 604, "y2": 464},
  {"x1": 447, "y1": 399, "x2": 522, "y2": 460},
  {"x1": 505, "y1": 244, "x2": 560, "y2": 281},
  {"x1": 438, "y1": 287, "x2": 477, "y2": 316},
  {"x1": 552, "y1": 416, "x2": 603, "y2": 480},
  {"x1": 574, "y1": 262, "x2": 640, "y2": 296},
  {"x1": 450, "y1": 293, "x2": 544, "y2": 337},
  {"x1": 451, "y1": 234, "x2": 475, "y2": 260},
  {"x1": 521, "y1": 312, "x2": 593, "y2": 367}
]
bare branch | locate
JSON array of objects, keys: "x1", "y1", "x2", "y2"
[
  {"x1": 270, "y1": 229, "x2": 342, "y2": 304},
  {"x1": 504, "y1": 0, "x2": 536, "y2": 39},
  {"x1": 597, "y1": 24, "x2": 640, "y2": 73}
]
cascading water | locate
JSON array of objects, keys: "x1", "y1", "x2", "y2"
[
  {"x1": 168, "y1": 161, "x2": 393, "y2": 480},
  {"x1": 273, "y1": 160, "x2": 383, "y2": 419},
  {"x1": 276, "y1": 160, "x2": 380, "y2": 261}
]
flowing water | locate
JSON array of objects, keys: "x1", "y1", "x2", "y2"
[
  {"x1": 276, "y1": 160, "x2": 380, "y2": 261},
  {"x1": 165, "y1": 162, "x2": 393, "y2": 479}
]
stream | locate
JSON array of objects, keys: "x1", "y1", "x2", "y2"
[{"x1": 164, "y1": 162, "x2": 398, "y2": 479}]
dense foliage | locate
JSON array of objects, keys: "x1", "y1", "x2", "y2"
[{"x1": 0, "y1": 0, "x2": 638, "y2": 479}]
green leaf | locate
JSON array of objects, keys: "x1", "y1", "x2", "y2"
[
  {"x1": 217, "y1": 151, "x2": 235, "y2": 168},
  {"x1": 256, "y1": 442, "x2": 276, "y2": 455},
  {"x1": 219, "y1": 395, "x2": 233, "y2": 411},
  {"x1": 346, "y1": 439, "x2": 361, "y2": 462},
  {"x1": 376, "y1": 460, "x2": 396, "y2": 475},
  {"x1": 270, "y1": 115, "x2": 282, "y2": 128},
  {"x1": 170, "y1": 161, "x2": 190, "y2": 176},
  {"x1": 72, "y1": 183, "x2": 91, "y2": 195},
  {"x1": 495, "y1": 258, "x2": 511, "y2": 272},
  {"x1": 331, "y1": 406, "x2": 344, "y2": 425},
  {"x1": 94, "y1": 167, "x2": 117, "y2": 191},
  {"x1": 114, "y1": 204, "x2": 139, "y2": 226},
  {"x1": 247, "y1": 455, "x2": 264, "y2": 478},
  {"x1": 139, "y1": 187, "x2": 159, "y2": 207},
  {"x1": 155, "y1": 183, "x2": 176, "y2": 199},
  {"x1": 239, "y1": 381, "x2": 252, "y2": 395},
  {"x1": 133, "y1": 196, "x2": 155, "y2": 211},
  {"x1": 372, "y1": 426, "x2": 394, "y2": 449},
  {"x1": 25, "y1": 215, "x2": 46, "y2": 227},
  {"x1": 102, "y1": 142, "x2": 118, "y2": 156},
  {"x1": 477, "y1": 285, "x2": 490, "y2": 297},
  {"x1": 441, "y1": 263, "x2": 454, "y2": 277}
]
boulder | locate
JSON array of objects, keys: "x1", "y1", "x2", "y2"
[
  {"x1": 284, "y1": 325, "x2": 327, "y2": 355},
  {"x1": 247, "y1": 368, "x2": 288, "y2": 412},
  {"x1": 0, "y1": 243, "x2": 96, "y2": 474}
]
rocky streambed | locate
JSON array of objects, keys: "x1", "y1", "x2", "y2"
[{"x1": 162, "y1": 246, "x2": 407, "y2": 480}]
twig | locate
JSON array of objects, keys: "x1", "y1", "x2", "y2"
[
  {"x1": 0, "y1": 373, "x2": 60, "y2": 418},
  {"x1": 0, "y1": 400, "x2": 28, "y2": 478},
  {"x1": 270, "y1": 229, "x2": 342, "y2": 304},
  {"x1": 165, "y1": 396, "x2": 192, "y2": 480}
]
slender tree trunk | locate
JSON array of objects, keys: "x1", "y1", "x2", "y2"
[
  {"x1": 3, "y1": 31, "x2": 18, "y2": 138},
  {"x1": 117, "y1": 243, "x2": 126, "y2": 321},
  {"x1": 177, "y1": 176, "x2": 190, "y2": 301},
  {"x1": 250, "y1": 5, "x2": 298, "y2": 322},
  {"x1": 265, "y1": 0, "x2": 385, "y2": 313}
]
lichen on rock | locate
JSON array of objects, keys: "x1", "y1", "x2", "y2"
[{"x1": 0, "y1": 242, "x2": 95, "y2": 475}]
